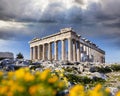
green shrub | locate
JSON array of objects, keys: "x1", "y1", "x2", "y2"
[
  {"x1": 111, "y1": 64, "x2": 120, "y2": 71},
  {"x1": 65, "y1": 74, "x2": 105, "y2": 86}
]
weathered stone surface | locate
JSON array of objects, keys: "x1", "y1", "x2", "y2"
[{"x1": 29, "y1": 28, "x2": 105, "y2": 63}]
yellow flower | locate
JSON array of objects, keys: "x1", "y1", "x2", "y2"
[
  {"x1": 8, "y1": 71, "x2": 14, "y2": 78},
  {"x1": 6, "y1": 91, "x2": 13, "y2": 96},
  {"x1": 35, "y1": 71, "x2": 41, "y2": 76},
  {"x1": 24, "y1": 72, "x2": 35, "y2": 82},
  {"x1": 0, "y1": 86, "x2": 9, "y2": 94},
  {"x1": 16, "y1": 86, "x2": 25, "y2": 92},
  {"x1": 63, "y1": 77, "x2": 68, "y2": 87},
  {"x1": 15, "y1": 68, "x2": 25, "y2": 79},
  {"x1": 93, "y1": 84, "x2": 102, "y2": 92},
  {"x1": 10, "y1": 83, "x2": 24, "y2": 93},
  {"x1": 48, "y1": 76, "x2": 58, "y2": 83},
  {"x1": 88, "y1": 90, "x2": 103, "y2": 96},
  {"x1": 69, "y1": 84, "x2": 85, "y2": 96},
  {"x1": 7, "y1": 80, "x2": 14, "y2": 86},
  {"x1": 40, "y1": 69, "x2": 50, "y2": 81},
  {"x1": 116, "y1": 91, "x2": 120, "y2": 96},
  {"x1": 55, "y1": 69, "x2": 60, "y2": 73},
  {"x1": 29, "y1": 85, "x2": 39, "y2": 95},
  {"x1": 105, "y1": 87, "x2": 110, "y2": 93},
  {"x1": 60, "y1": 73, "x2": 64, "y2": 77},
  {"x1": 0, "y1": 71, "x2": 3, "y2": 77},
  {"x1": 58, "y1": 81, "x2": 64, "y2": 88}
]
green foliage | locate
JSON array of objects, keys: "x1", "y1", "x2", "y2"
[
  {"x1": 65, "y1": 73, "x2": 105, "y2": 86},
  {"x1": 111, "y1": 64, "x2": 120, "y2": 71},
  {"x1": 16, "y1": 52, "x2": 24, "y2": 59},
  {"x1": 90, "y1": 66, "x2": 112, "y2": 73},
  {"x1": 63, "y1": 67, "x2": 75, "y2": 73},
  {"x1": 29, "y1": 65, "x2": 42, "y2": 70}
]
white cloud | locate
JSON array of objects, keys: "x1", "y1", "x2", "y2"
[{"x1": 0, "y1": 20, "x2": 26, "y2": 29}]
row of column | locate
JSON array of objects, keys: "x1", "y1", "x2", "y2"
[{"x1": 30, "y1": 38, "x2": 82, "y2": 62}]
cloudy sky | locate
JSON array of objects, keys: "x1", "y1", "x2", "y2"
[{"x1": 0, "y1": 0, "x2": 120, "y2": 63}]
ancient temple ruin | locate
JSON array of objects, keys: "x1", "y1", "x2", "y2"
[{"x1": 29, "y1": 28, "x2": 105, "y2": 63}]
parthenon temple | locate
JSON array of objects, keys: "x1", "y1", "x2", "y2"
[{"x1": 29, "y1": 28, "x2": 105, "y2": 63}]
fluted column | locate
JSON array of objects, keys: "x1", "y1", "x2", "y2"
[
  {"x1": 68, "y1": 38, "x2": 73, "y2": 61},
  {"x1": 43, "y1": 44, "x2": 45, "y2": 60},
  {"x1": 40, "y1": 45, "x2": 42, "y2": 60},
  {"x1": 30, "y1": 47, "x2": 33, "y2": 60},
  {"x1": 35, "y1": 46, "x2": 38, "y2": 59},
  {"x1": 86, "y1": 46, "x2": 89, "y2": 55},
  {"x1": 38, "y1": 45, "x2": 40, "y2": 60},
  {"x1": 61, "y1": 40, "x2": 65, "y2": 61},
  {"x1": 73, "y1": 40, "x2": 77, "y2": 61},
  {"x1": 54, "y1": 41, "x2": 58, "y2": 60},
  {"x1": 33, "y1": 46, "x2": 36, "y2": 60},
  {"x1": 83, "y1": 45, "x2": 86, "y2": 54},
  {"x1": 77, "y1": 41, "x2": 80, "y2": 62},
  {"x1": 48, "y1": 43, "x2": 52, "y2": 60}
]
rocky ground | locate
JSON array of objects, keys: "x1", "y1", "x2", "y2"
[
  {"x1": 105, "y1": 72, "x2": 120, "y2": 88},
  {"x1": 0, "y1": 59, "x2": 120, "y2": 95}
]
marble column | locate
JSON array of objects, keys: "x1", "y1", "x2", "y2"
[
  {"x1": 86, "y1": 46, "x2": 89, "y2": 55},
  {"x1": 54, "y1": 41, "x2": 58, "y2": 60},
  {"x1": 68, "y1": 38, "x2": 73, "y2": 61},
  {"x1": 43, "y1": 44, "x2": 45, "y2": 60},
  {"x1": 48, "y1": 43, "x2": 52, "y2": 60},
  {"x1": 30, "y1": 47, "x2": 33, "y2": 60},
  {"x1": 33, "y1": 46, "x2": 36, "y2": 60},
  {"x1": 35, "y1": 46, "x2": 38, "y2": 59},
  {"x1": 40, "y1": 45, "x2": 43, "y2": 60},
  {"x1": 77, "y1": 41, "x2": 80, "y2": 62},
  {"x1": 38, "y1": 45, "x2": 40, "y2": 60},
  {"x1": 61, "y1": 40, "x2": 65, "y2": 61},
  {"x1": 83, "y1": 45, "x2": 86, "y2": 54},
  {"x1": 73, "y1": 40, "x2": 77, "y2": 61}
]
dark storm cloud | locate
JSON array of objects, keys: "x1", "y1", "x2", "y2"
[
  {"x1": 0, "y1": 0, "x2": 120, "y2": 48},
  {"x1": 74, "y1": 0, "x2": 84, "y2": 5},
  {"x1": 0, "y1": 0, "x2": 83, "y2": 22},
  {"x1": 0, "y1": 31, "x2": 15, "y2": 40},
  {"x1": 0, "y1": 0, "x2": 119, "y2": 25},
  {"x1": 0, "y1": 28, "x2": 31, "y2": 41}
]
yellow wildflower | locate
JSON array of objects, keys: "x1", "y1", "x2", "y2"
[
  {"x1": 0, "y1": 71, "x2": 3, "y2": 77},
  {"x1": 105, "y1": 87, "x2": 111, "y2": 93},
  {"x1": 69, "y1": 84, "x2": 85, "y2": 96},
  {"x1": 55, "y1": 69, "x2": 60, "y2": 73},
  {"x1": 48, "y1": 76, "x2": 58, "y2": 83},
  {"x1": 24, "y1": 72, "x2": 35, "y2": 82},
  {"x1": 88, "y1": 90, "x2": 103, "y2": 96},
  {"x1": 0, "y1": 86, "x2": 9, "y2": 94},
  {"x1": 60, "y1": 73, "x2": 64, "y2": 77},
  {"x1": 116, "y1": 91, "x2": 120, "y2": 96},
  {"x1": 16, "y1": 86, "x2": 25, "y2": 92},
  {"x1": 63, "y1": 77, "x2": 68, "y2": 87},
  {"x1": 8, "y1": 71, "x2": 14, "y2": 78},
  {"x1": 15, "y1": 68, "x2": 25, "y2": 79},
  {"x1": 58, "y1": 81, "x2": 64, "y2": 88},
  {"x1": 29, "y1": 85, "x2": 39, "y2": 95},
  {"x1": 40, "y1": 69, "x2": 50, "y2": 81},
  {"x1": 93, "y1": 84, "x2": 102, "y2": 92},
  {"x1": 7, "y1": 80, "x2": 14, "y2": 86},
  {"x1": 6, "y1": 91, "x2": 13, "y2": 96}
]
